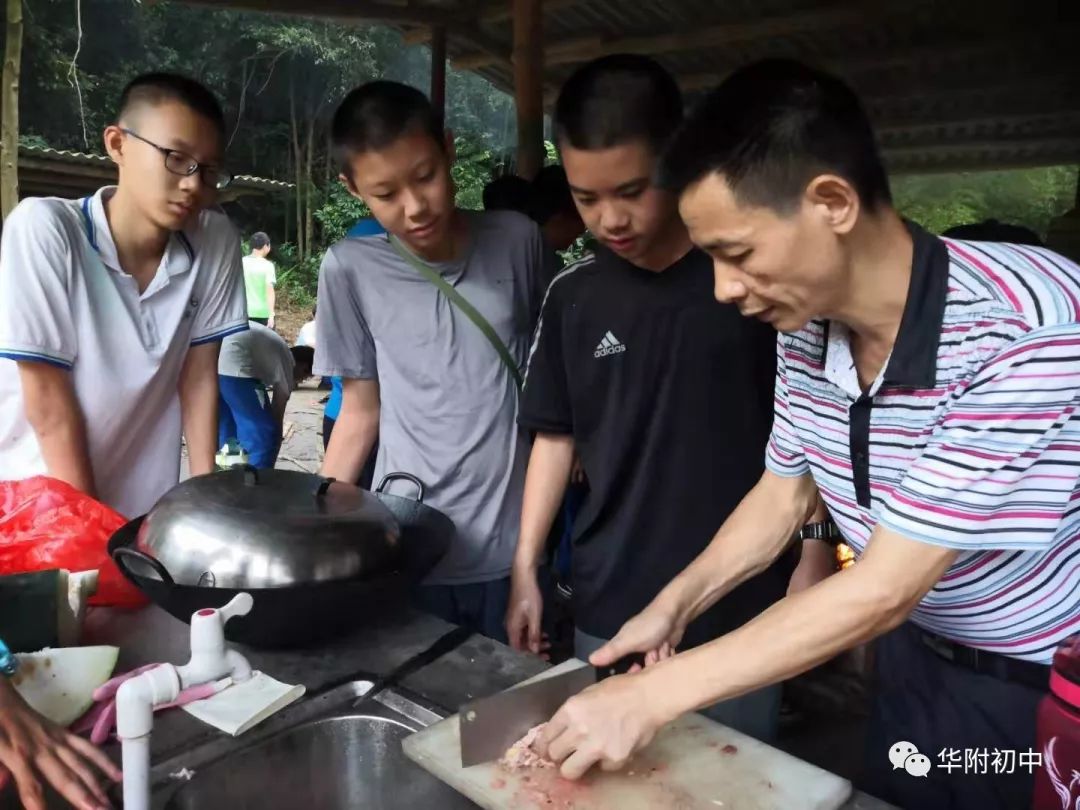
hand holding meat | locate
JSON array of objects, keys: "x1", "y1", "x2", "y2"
[{"x1": 534, "y1": 673, "x2": 668, "y2": 780}]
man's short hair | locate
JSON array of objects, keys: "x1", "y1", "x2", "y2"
[
  {"x1": 659, "y1": 59, "x2": 892, "y2": 213},
  {"x1": 553, "y1": 54, "x2": 683, "y2": 153},
  {"x1": 530, "y1": 165, "x2": 576, "y2": 225},
  {"x1": 942, "y1": 219, "x2": 1044, "y2": 247},
  {"x1": 250, "y1": 232, "x2": 271, "y2": 250},
  {"x1": 116, "y1": 73, "x2": 226, "y2": 140},
  {"x1": 331, "y1": 81, "x2": 443, "y2": 172},
  {"x1": 483, "y1": 175, "x2": 532, "y2": 214}
]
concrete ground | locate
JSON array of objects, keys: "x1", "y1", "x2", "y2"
[{"x1": 272, "y1": 385, "x2": 329, "y2": 474}]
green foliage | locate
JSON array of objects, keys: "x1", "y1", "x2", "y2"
[
  {"x1": 271, "y1": 243, "x2": 320, "y2": 309},
  {"x1": 894, "y1": 166, "x2": 1078, "y2": 238},
  {"x1": 453, "y1": 135, "x2": 501, "y2": 210},
  {"x1": 18, "y1": 134, "x2": 50, "y2": 149},
  {"x1": 313, "y1": 183, "x2": 371, "y2": 245}
]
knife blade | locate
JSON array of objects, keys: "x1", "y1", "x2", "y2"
[{"x1": 458, "y1": 664, "x2": 596, "y2": 767}]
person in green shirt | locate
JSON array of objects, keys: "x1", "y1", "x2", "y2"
[{"x1": 242, "y1": 231, "x2": 276, "y2": 327}]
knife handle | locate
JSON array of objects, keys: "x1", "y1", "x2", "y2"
[{"x1": 595, "y1": 653, "x2": 646, "y2": 680}]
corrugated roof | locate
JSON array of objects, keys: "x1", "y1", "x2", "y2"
[
  {"x1": 199, "y1": 0, "x2": 1080, "y2": 173},
  {"x1": 19, "y1": 144, "x2": 294, "y2": 190}
]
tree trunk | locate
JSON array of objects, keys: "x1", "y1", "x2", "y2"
[
  {"x1": 304, "y1": 113, "x2": 315, "y2": 263},
  {"x1": 283, "y1": 128, "x2": 292, "y2": 245},
  {"x1": 325, "y1": 128, "x2": 332, "y2": 186},
  {"x1": 289, "y1": 72, "x2": 305, "y2": 260},
  {"x1": 1, "y1": 0, "x2": 24, "y2": 220},
  {"x1": 430, "y1": 26, "x2": 447, "y2": 126}
]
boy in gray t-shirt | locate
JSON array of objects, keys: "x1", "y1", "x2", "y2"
[{"x1": 314, "y1": 81, "x2": 554, "y2": 641}]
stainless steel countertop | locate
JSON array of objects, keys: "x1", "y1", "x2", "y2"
[{"x1": 78, "y1": 604, "x2": 895, "y2": 809}]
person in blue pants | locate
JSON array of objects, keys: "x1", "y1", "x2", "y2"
[
  {"x1": 218, "y1": 376, "x2": 281, "y2": 468},
  {"x1": 218, "y1": 322, "x2": 313, "y2": 468}
]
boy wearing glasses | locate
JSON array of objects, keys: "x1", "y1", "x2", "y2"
[{"x1": 0, "y1": 72, "x2": 246, "y2": 519}]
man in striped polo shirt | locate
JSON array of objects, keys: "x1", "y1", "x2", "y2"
[{"x1": 532, "y1": 60, "x2": 1080, "y2": 810}]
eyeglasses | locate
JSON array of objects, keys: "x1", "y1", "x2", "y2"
[{"x1": 121, "y1": 128, "x2": 233, "y2": 190}]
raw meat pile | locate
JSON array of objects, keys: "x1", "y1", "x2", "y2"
[{"x1": 500, "y1": 723, "x2": 555, "y2": 771}]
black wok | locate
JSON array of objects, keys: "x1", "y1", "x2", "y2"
[{"x1": 109, "y1": 472, "x2": 455, "y2": 648}]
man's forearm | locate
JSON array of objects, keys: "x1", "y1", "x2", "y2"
[
  {"x1": 647, "y1": 565, "x2": 899, "y2": 721},
  {"x1": 18, "y1": 362, "x2": 96, "y2": 496},
  {"x1": 179, "y1": 344, "x2": 221, "y2": 476},
  {"x1": 514, "y1": 434, "x2": 576, "y2": 572},
  {"x1": 322, "y1": 409, "x2": 378, "y2": 482},
  {"x1": 644, "y1": 527, "x2": 958, "y2": 721},
  {"x1": 268, "y1": 285, "x2": 276, "y2": 321},
  {"x1": 655, "y1": 471, "x2": 818, "y2": 630},
  {"x1": 35, "y1": 417, "x2": 96, "y2": 495}
]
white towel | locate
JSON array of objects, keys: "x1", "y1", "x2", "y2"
[{"x1": 182, "y1": 671, "x2": 305, "y2": 736}]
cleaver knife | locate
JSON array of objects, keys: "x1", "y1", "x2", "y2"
[{"x1": 458, "y1": 655, "x2": 645, "y2": 767}]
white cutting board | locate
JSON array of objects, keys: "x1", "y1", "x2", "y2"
[{"x1": 403, "y1": 659, "x2": 852, "y2": 810}]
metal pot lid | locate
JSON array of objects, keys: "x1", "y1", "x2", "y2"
[{"x1": 135, "y1": 467, "x2": 401, "y2": 589}]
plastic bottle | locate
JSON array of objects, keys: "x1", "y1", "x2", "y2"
[{"x1": 1032, "y1": 634, "x2": 1080, "y2": 809}]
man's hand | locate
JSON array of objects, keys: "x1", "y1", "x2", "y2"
[
  {"x1": 0, "y1": 680, "x2": 121, "y2": 810},
  {"x1": 506, "y1": 566, "x2": 545, "y2": 655},
  {"x1": 267, "y1": 314, "x2": 275, "y2": 331},
  {"x1": 588, "y1": 603, "x2": 683, "y2": 670},
  {"x1": 535, "y1": 672, "x2": 670, "y2": 780}
]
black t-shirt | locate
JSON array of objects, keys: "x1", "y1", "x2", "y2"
[{"x1": 519, "y1": 246, "x2": 792, "y2": 645}]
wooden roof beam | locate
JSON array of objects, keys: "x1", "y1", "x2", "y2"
[
  {"x1": 403, "y1": 0, "x2": 582, "y2": 45},
  {"x1": 884, "y1": 135, "x2": 1080, "y2": 161},
  {"x1": 454, "y1": 4, "x2": 877, "y2": 70},
  {"x1": 886, "y1": 142, "x2": 1080, "y2": 175},
  {"x1": 183, "y1": 0, "x2": 464, "y2": 26}
]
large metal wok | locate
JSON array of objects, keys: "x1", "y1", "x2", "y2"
[{"x1": 109, "y1": 471, "x2": 455, "y2": 648}]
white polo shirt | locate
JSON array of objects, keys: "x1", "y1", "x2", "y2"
[{"x1": 0, "y1": 186, "x2": 248, "y2": 518}]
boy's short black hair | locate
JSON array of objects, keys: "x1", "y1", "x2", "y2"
[
  {"x1": 483, "y1": 175, "x2": 532, "y2": 214},
  {"x1": 250, "y1": 232, "x2": 270, "y2": 250},
  {"x1": 530, "y1": 165, "x2": 576, "y2": 225},
  {"x1": 116, "y1": 73, "x2": 226, "y2": 140},
  {"x1": 660, "y1": 59, "x2": 891, "y2": 213},
  {"x1": 553, "y1": 54, "x2": 683, "y2": 153},
  {"x1": 290, "y1": 345, "x2": 315, "y2": 370},
  {"x1": 942, "y1": 219, "x2": 1044, "y2": 247},
  {"x1": 331, "y1": 81, "x2": 444, "y2": 173}
]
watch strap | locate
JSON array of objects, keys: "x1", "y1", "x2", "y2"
[{"x1": 799, "y1": 520, "x2": 844, "y2": 546}]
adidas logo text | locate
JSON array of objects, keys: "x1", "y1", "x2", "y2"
[{"x1": 594, "y1": 330, "x2": 627, "y2": 358}]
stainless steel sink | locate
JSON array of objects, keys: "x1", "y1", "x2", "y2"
[{"x1": 148, "y1": 680, "x2": 475, "y2": 810}]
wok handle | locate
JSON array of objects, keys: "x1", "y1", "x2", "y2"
[
  {"x1": 375, "y1": 472, "x2": 425, "y2": 502},
  {"x1": 112, "y1": 547, "x2": 176, "y2": 586}
]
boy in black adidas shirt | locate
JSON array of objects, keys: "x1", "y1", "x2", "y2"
[{"x1": 507, "y1": 55, "x2": 792, "y2": 740}]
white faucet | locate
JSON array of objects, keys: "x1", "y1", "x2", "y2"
[{"x1": 116, "y1": 593, "x2": 254, "y2": 810}]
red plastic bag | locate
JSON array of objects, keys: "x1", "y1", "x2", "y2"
[{"x1": 0, "y1": 476, "x2": 147, "y2": 607}]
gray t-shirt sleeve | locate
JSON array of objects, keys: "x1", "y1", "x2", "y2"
[{"x1": 313, "y1": 244, "x2": 378, "y2": 380}]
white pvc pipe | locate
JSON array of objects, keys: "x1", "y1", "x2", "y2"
[{"x1": 121, "y1": 735, "x2": 151, "y2": 810}]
